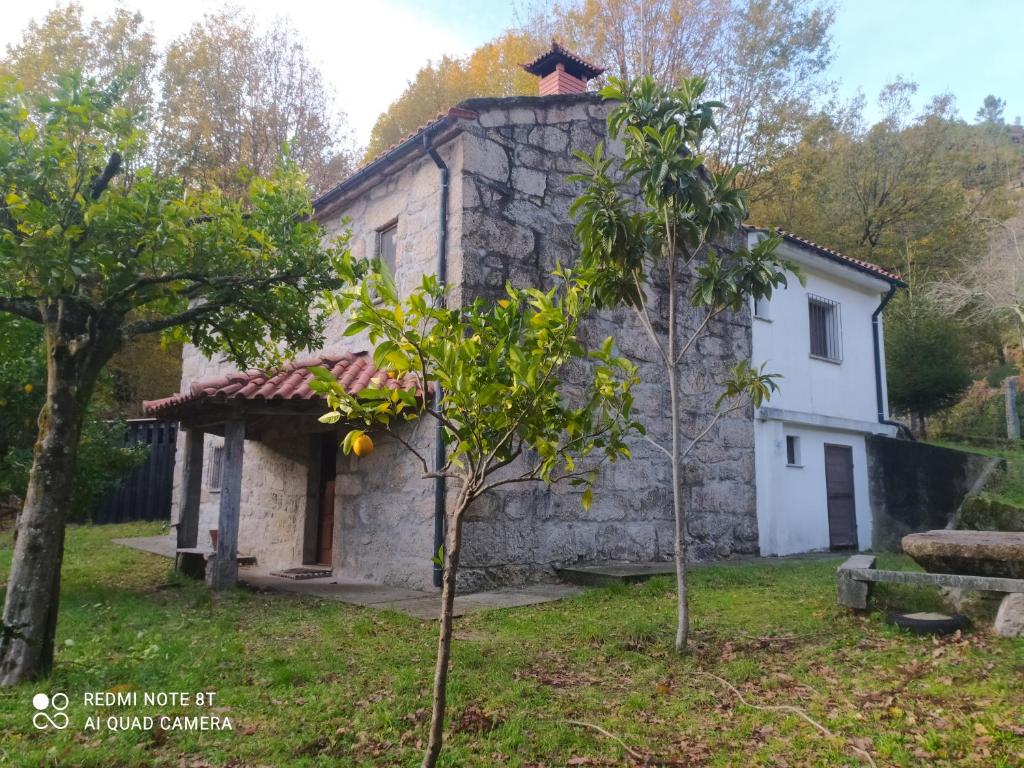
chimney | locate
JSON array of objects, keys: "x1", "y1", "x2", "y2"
[{"x1": 523, "y1": 41, "x2": 604, "y2": 97}]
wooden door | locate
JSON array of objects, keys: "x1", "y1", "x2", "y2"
[
  {"x1": 824, "y1": 444, "x2": 857, "y2": 549},
  {"x1": 316, "y1": 433, "x2": 338, "y2": 565},
  {"x1": 316, "y1": 479, "x2": 335, "y2": 564}
]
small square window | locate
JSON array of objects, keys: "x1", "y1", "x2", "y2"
[
  {"x1": 208, "y1": 446, "x2": 224, "y2": 490},
  {"x1": 785, "y1": 435, "x2": 801, "y2": 467},
  {"x1": 376, "y1": 222, "x2": 397, "y2": 275},
  {"x1": 808, "y1": 294, "x2": 842, "y2": 362},
  {"x1": 753, "y1": 295, "x2": 771, "y2": 320}
]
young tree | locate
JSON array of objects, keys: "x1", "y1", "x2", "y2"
[
  {"x1": 0, "y1": 75, "x2": 348, "y2": 685},
  {"x1": 570, "y1": 76, "x2": 795, "y2": 652},
  {"x1": 311, "y1": 265, "x2": 639, "y2": 768}
]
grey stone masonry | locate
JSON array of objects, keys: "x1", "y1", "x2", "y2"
[{"x1": 453, "y1": 94, "x2": 757, "y2": 590}]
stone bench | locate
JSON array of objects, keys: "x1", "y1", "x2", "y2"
[{"x1": 836, "y1": 555, "x2": 1024, "y2": 636}]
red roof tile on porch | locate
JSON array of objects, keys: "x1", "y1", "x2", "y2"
[{"x1": 143, "y1": 351, "x2": 410, "y2": 417}]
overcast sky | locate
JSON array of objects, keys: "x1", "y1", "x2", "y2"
[{"x1": 1, "y1": 1, "x2": 1018, "y2": 148}]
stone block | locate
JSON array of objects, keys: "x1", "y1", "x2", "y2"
[
  {"x1": 511, "y1": 167, "x2": 547, "y2": 198},
  {"x1": 994, "y1": 592, "x2": 1024, "y2": 637}
]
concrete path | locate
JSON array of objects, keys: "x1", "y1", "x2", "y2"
[{"x1": 113, "y1": 535, "x2": 582, "y2": 618}]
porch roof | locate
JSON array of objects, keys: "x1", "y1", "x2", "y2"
[{"x1": 143, "y1": 350, "x2": 412, "y2": 426}]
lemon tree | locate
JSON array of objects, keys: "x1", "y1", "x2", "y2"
[{"x1": 311, "y1": 262, "x2": 640, "y2": 768}]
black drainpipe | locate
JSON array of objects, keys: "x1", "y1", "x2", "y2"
[
  {"x1": 424, "y1": 135, "x2": 448, "y2": 588},
  {"x1": 872, "y1": 284, "x2": 904, "y2": 433}
]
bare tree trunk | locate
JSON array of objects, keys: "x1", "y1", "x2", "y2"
[
  {"x1": 0, "y1": 306, "x2": 111, "y2": 685},
  {"x1": 421, "y1": 486, "x2": 470, "y2": 768}
]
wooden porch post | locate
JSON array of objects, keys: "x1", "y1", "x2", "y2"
[
  {"x1": 176, "y1": 428, "x2": 204, "y2": 553},
  {"x1": 207, "y1": 419, "x2": 245, "y2": 590}
]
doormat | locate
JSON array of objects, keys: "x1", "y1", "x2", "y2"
[{"x1": 269, "y1": 567, "x2": 334, "y2": 580}]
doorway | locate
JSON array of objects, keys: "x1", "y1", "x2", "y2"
[
  {"x1": 315, "y1": 432, "x2": 338, "y2": 565},
  {"x1": 824, "y1": 444, "x2": 857, "y2": 549}
]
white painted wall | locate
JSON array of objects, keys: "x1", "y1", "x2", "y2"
[
  {"x1": 750, "y1": 238, "x2": 892, "y2": 423},
  {"x1": 754, "y1": 420, "x2": 872, "y2": 555},
  {"x1": 750, "y1": 235, "x2": 895, "y2": 555}
]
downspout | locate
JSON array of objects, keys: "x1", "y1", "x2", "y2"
[
  {"x1": 424, "y1": 135, "x2": 449, "y2": 588},
  {"x1": 872, "y1": 284, "x2": 905, "y2": 434}
]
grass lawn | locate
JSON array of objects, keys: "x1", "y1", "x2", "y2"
[{"x1": 0, "y1": 523, "x2": 1021, "y2": 767}]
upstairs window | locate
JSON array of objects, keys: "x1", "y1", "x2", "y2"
[
  {"x1": 376, "y1": 222, "x2": 397, "y2": 275},
  {"x1": 808, "y1": 294, "x2": 842, "y2": 362}
]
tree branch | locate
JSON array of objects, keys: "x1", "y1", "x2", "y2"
[{"x1": 0, "y1": 297, "x2": 43, "y2": 323}]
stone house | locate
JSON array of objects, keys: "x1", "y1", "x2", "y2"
[{"x1": 145, "y1": 43, "x2": 904, "y2": 591}]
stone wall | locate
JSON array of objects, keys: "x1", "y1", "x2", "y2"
[
  {"x1": 453, "y1": 94, "x2": 758, "y2": 590},
  {"x1": 866, "y1": 435, "x2": 996, "y2": 551},
  {"x1": 331, "y1": 423, "x2": 437, "y2": 590}
]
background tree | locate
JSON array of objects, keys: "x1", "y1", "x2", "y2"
[
  {"x1": 977, "y1": 94, "x2": 1006, "y2": 125},
  {"x1": 571, "y1": 76, "x2": 795, "y2": 652},
  {"x1": 312, "y1": 264, "x2": 639, "y2": 768},
  {"x1": 931, "y1": 213, "x2": 1024, "y2": 352},
  {"x1": 0, "y1": 2, "x2": 157, "y2": 121},
  {"x1": 532, "y1": 0, "x2": 835, "y2": 200},
  {"x1": 750, "y1": 82, "x2": 1017, "y2": 273},
  {"x1": 365, "y1": 31, "x2": 539, "y2": 159},
  {"x1": 885, "y1": 290, "x2": 973, "y2": 437},
  {"x1": 0, "y1": 75, "x2": 348, "y2": 685},
  {"x1": 158, "y1": 8, "x2": 353, "y2": 194}
]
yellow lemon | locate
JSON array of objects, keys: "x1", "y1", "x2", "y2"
[{"x1": 352, "y1": 434, "x2": 374, "y2": 457}]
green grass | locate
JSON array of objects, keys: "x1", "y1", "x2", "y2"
[{"x1": 1, "y1": 524, "x2": 1022, "y2": 767}]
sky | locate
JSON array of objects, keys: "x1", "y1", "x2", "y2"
[{"x1": 0, "y1": 0, "x2": 1018, "y2": 147}]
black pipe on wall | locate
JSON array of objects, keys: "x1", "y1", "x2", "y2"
[{"x1": 424, "y1": 135, "x2": 449, "y2": 589}]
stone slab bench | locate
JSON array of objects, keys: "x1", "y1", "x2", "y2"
[{"x1": 836, "y1": 555, "x2": 1024, "y2": 636}]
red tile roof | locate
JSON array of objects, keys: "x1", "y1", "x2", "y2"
[
  {"x1": 745, "y1": 226, "x2": 905, "y2": 285},
  {"x1": 143, "y1": 351, "x2": 416, "y2": 417}
]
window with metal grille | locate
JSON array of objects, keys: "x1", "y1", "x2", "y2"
[
  {"x1": 376, "y1": 222, "x2": 397, "y2": 275},
  {"x1": 808, "y1": 294, "x2": 842, "y2": 362},
  {"x1": 207, "y1": 446, "x2": 224, "y2": 491}
]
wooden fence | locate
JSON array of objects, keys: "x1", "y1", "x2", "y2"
[{"x1": 93, "y1": 420, "x2": 177, "y2": 524}]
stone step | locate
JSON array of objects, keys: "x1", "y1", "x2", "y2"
[{"x1": 555, "y1": 562, "x2": 676, "y2": 587}]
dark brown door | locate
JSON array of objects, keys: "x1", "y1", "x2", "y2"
[
  {"x1": 316, "y1": 433, "x2": 338, "y2": 565},
  {"x1": 316, "y1": 480, "x2": 335, "y2": 564},
  {"x1": 824, "y1": 444, "x2": 857, "y2": 549}
]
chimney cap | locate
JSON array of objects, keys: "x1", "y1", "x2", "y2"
[{"x1": 522, "y1": 40, "x2": 604, "y2": 81}]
